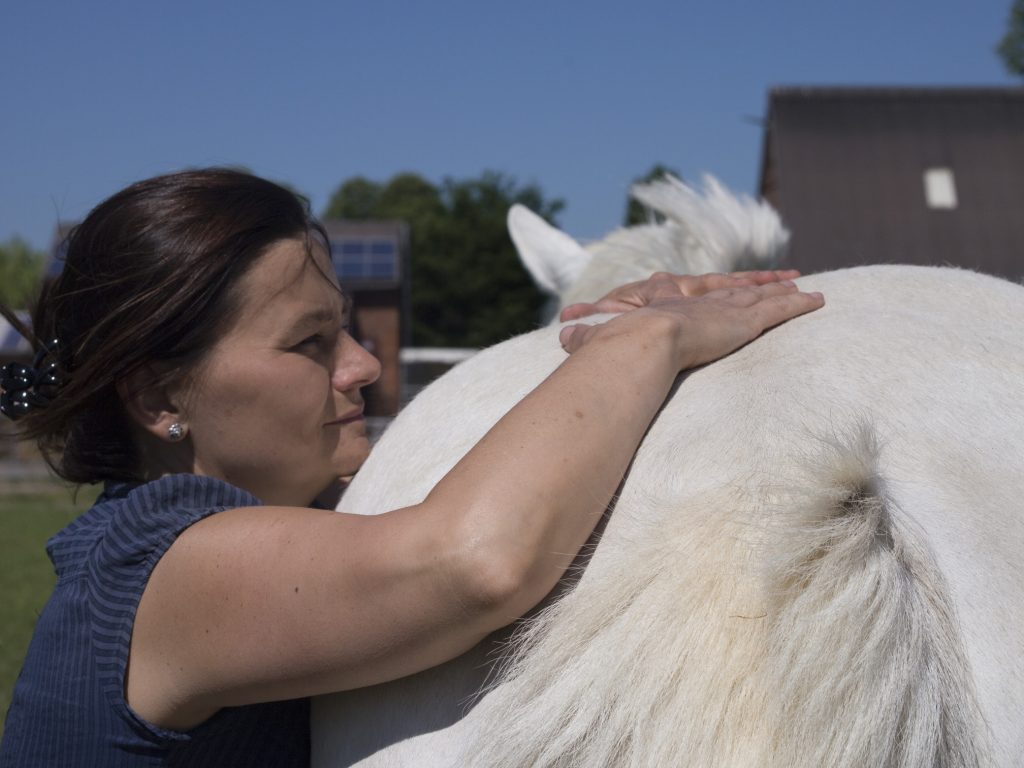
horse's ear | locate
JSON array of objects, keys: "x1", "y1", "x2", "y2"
[{"x1": 508, "y1": 204, "x2": 592, "y2": 296}]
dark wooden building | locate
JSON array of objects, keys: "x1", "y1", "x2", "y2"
[{"x1": 758, "y1": 87, "x2": 1024, "y2": 279}]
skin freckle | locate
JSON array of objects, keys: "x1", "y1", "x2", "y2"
[{"x1": 574, "y1": 410, "x2": 584, "y2": 419}]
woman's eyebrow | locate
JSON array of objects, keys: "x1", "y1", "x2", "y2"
[{"x1": 291, "y1": 306, "x2": 343, "y2": 331}]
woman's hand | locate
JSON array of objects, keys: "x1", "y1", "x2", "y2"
[
  {"x1": 559, "y1": 279, "x2": 824, "y2": 373},
  {"x1": 559, "y1": 270, "x2": 803, "y2": 321}
]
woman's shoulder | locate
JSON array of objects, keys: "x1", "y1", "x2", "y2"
[
  {"x1": 47, "y1": 474, "x2": 262, "y2": 581},
  {"x1": 100, "y1": 474, "x2": 262, "y2": 558},
  {"x1": 119, "y1": 473, "x2": 263, "y2": 516}
]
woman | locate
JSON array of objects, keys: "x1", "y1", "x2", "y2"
[{"x1": 0, "y1": 168, "x2": 822, "y2": 765}]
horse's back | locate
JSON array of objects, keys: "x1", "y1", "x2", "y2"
[{"x1": 315, "y1": 265, "x2": 1024, "y2": 767}]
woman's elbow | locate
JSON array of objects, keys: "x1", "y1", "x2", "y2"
[{"x1": 447, "y1": 528, "x2": 540, "y2": 626}]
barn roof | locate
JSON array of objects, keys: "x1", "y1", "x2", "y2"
[{"x1": 759, "y1": 86, "x2": 1024, "y2": 278}]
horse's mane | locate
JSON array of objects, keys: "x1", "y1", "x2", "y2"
[{"x1": 562, "y1": 175, "x2": 790, "y2": 307}]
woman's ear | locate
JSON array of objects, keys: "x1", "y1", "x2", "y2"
[{"x1": 116, "y1": 367, "x2": 187, "y2": 443}]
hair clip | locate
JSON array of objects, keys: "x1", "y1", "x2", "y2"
[{"x1": 0, "y1": 339, "x2": 61, "y2": 421}]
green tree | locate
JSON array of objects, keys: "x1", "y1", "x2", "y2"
[
  {"x1": 624, "y1": 164, "x2": 682, "y2": 226},
  {"x1": 0, "y1": 238, "x2": 45, "y2": 308},
  {"x1": 325, "y1": 173, "x2": 445, "y2": 225},
  {"x1": 323, "y1": 171, "x2": 562, "y2": 347},
  {"x1": 377, "y1": 174, "x2": 446, "y2": 223},
  {"x1": 415, "y1": 173, "x2": 562, "y2": 348},
  {"x1": 998, "y1": 0, "x2": 1024, "y2": 76},
  {"x1": 323, "y1": 176, "x2": 384, "y2": 220}
]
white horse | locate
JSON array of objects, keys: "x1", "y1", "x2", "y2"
[
  {"x1": 510, "y1": 174, "x2": 789, "y2": 311},
  {"x1": 313, "y1": 177, "x2": 1024, "y2": 767}
]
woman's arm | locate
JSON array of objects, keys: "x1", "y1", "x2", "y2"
[
  {"x1": 127, "y1": 280, "x2": 823, "y2": 729},
  {"x1": 423, "y1": 279, "x2": 823, "y2": 617}
]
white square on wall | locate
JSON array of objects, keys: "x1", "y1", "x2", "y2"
[{"x1": 923, "y1": 168, "x2": 958, "y2": 209}]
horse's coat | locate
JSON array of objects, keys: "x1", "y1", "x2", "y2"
[{"x1": 313, "y1": 178, "x2": 1024, "y2": 767}]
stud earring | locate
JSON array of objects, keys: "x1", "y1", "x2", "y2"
[{"x1": 167, "y1": 422, "x2": 186, "y2": 441}]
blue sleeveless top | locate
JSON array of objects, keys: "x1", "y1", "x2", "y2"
[{"x1": 0, "y1": 474, "x2": 310, "y2": 766}]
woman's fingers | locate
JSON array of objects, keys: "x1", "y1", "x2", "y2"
[
  {"x1": 559, "y1": 270, "x2": 804, "y2": 322},
  {"x1": 560, "y1": 302, "x2": 604, "y2": 322},
  {"x1": 664, "y1": 269, "x2": 801, "y2": 296},
  {"x1": 561, "y1": 281, "x2": 825, "y2": 367},
  {"x1": 727, "y1": 269, "x2": 801, "y2": 284},
  {"x1": 756, "y1": 288, "x2": 825, "y2": 328},
  {"x1": 559, "y1": 273, "x2": 724, "y2": 321},
  {"x1": 706, "y1": 278, "x2": 800, "y2": 303},
  {"x1": 558, "y1": 323, "x2": 596, "y2": 354},
  {"x1": 673, "y1": 273, "x2": 755, "y2": 295}
]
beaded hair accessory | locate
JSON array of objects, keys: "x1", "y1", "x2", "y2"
[{"x1": 0, "y1": 339, "x2": 62, "y2": 421}]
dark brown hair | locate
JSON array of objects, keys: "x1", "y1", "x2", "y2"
[{"x1": 1, "y1": 168, "x2": 327, "y2": 484}]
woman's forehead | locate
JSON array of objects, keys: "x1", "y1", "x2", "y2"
[{"x1": 237, "y1": 238, "x2": 345, "y2": 318}]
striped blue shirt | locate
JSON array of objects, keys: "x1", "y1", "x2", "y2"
[{"x1": 0, "y1": 474, "x2": 310, "y2": 766}]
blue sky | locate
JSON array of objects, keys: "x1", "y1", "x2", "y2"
[{"x1": 2, "y1": 0, "x2": 1017, "y2": 252}]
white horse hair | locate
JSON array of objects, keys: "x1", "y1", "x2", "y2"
[
  {"x1": 313, "y1": 177, "x2": 1024, "y2": 767},
  {"x1": 509, "y1": 173, "x2": 789, "y2": 310}
]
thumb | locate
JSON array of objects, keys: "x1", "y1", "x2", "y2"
[
  {"x1": 559, "y1": 323, "x2": 587, "y2": 351},
  {"x1": 560, "y1": 302, "x2": 598, "y2": 322}
]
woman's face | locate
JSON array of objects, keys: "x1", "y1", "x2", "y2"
[{"x1": 183, "y1": 238, "x2": 381, "y2": 506}]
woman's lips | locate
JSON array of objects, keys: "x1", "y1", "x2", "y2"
[{"x1": 326, "y1": 410, "x2": 364, "y2": 426}]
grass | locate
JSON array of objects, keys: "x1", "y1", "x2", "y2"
[{"x1": 0, "y1": 481, "x2": 99, "y2": 738}]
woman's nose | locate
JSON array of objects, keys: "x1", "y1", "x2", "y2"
[{"x1": 332, "y1": 335, "x2": 382, "y2": 392}]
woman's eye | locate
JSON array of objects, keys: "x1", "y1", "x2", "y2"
[
  {"x1": 291, "y1": 323, "x2": 349, "y2": 353},
  {"x1": 293, "y1": 334, "x2": 326, "y2": 351}
]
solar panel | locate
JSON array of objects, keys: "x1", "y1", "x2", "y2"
[{"x1": 329, "y1": 237, "x2": 399, "y2": 282}]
